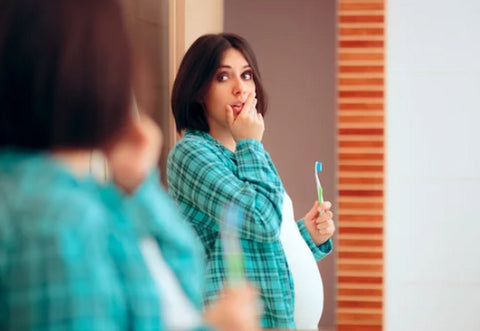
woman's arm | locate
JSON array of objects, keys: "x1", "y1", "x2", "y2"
[
  {"x1": 119, "y1": 170, "x2": 206, "y2": 308},
  {"x1": 168, "y1": 138, "x2": 284, "y2": 243}
]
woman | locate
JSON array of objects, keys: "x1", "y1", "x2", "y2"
[
  {"x1": 167, "y1": 33, "x2": 335, "y2": 329},
  {"x1": 0, "y1": 2, "x2": 258, "y2": 330}
]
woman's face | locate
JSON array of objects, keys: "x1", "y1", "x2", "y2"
[{"x1": 203, "y1": 48, "x2": 256, "y2": 132}]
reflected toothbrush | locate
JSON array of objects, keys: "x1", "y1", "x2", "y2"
[
  {"x1": 315, "y1": 161, "x2": 324, "y2": 206},
  {"x1": 221, "y1": 204, "x2": 246, "y2": 287}
]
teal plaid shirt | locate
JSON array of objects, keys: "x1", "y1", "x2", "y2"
[
  {"x1": 167, "y1": 130, "x2": 332, "y2": 329},
  {"x1": 0, "y1": 150, "x2": 210, "y2": 331}
]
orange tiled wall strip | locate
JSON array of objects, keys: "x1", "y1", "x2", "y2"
[{"x1": 336, "y1": 1, "x2": 385, "y2": 330}]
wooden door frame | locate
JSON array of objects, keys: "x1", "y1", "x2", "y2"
[{"x1": 336, "y1": 1, "x2": 385, "y2": 330}]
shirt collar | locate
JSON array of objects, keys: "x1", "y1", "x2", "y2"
[{"x1": 185, "y1": 129, "x2": 235, "y2": 160}]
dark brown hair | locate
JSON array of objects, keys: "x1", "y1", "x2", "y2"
[
  {"x1": 171, "y1": 33, "x2": 267, "y2": 133},
  {"x1": 0, "y1": 0, "x2": 133, "y2": 150}
]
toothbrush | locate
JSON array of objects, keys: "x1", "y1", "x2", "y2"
[
  {"x1": 315, "y1": 161, "x2": 324, "y2": 206},
  {"x1": 221, "y1": 204, "x2": 245, "y2": 287}
]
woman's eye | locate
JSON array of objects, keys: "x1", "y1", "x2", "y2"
[
  {"x1": 242, "y1": 71, "x2": 253, "y2": 80},
  {"x1": 216, "y1": 73, "x2": 228, "y2": 82}
]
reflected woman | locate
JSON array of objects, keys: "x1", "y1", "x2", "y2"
[{"x1": 167, "y1": 33, "x2": 335, "y2": 329}]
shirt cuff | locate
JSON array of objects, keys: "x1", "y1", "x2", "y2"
[
  {"x1": 297, "y1": 218, "x2": 333, "y2": 261},
  {"x1": 235, "y1": 138, "x2": 264, "y2": 153}
]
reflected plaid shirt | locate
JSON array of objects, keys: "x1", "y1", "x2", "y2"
[
  {"x1": 0, "y1": 151, "x2": 209, "y2": 331},
  {"x1": 167, "y1": 130, "x2": 331, "y2": 329}
]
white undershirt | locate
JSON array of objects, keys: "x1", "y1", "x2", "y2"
[
  {"x1": 279, "y1": 192, "x2": 324, "y2": 329},
  {"x1": 140, "y1": 237, "x2": 203, "y2": 331}
]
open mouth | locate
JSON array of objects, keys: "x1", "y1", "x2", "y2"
[{"x1": 231, "y1": 103, "x2": 244, "y2": 114}]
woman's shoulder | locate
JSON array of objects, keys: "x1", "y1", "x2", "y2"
[
  {"x1": 168, "y1": 130, "x2": 218, "y2": 162},
  {"x1": 172, "y1": 130, "x2": 211, "y2": 149},
  {"x1": 0, "y1": 154, "x2": 109, "y2": 242}
]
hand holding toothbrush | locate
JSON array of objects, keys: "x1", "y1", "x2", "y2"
[
  {"x1": 303, "y1": 161, "x2": 335, "y2": 245},
  {"x1": 204, "y1": 285, "x2": 260, "y2": 331},
  {"x1": 304, "y1": 200, "x2": 335, "y2": 245}
]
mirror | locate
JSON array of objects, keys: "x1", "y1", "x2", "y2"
[{"x1": 124, "y1": 0, "x2": 386, "y2": 330}]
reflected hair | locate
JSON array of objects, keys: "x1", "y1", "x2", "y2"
[
  {"x1": 171, "y1": 33, "x2": 267, "y2": 133},
  {"x1": 0, "y1": 0, "x2": 133, "y2": 150}
]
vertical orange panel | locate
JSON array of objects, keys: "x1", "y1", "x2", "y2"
[{"x1": 337, "y1": 0, "x2": 385, "y2": 330}]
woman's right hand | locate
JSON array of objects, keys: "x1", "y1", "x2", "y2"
[
  {"x1": 227, "y1": 92, "x2": 264, "y2": 142},
  {"x1": 104, "y1": 114, "x2": 162, "y2": 194},
  {"x1": 203, "y1": 285, "x2": 260, "y2": 331}
]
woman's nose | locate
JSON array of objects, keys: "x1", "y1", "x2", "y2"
[{"x1": 232, "y1": 77, "x2": 247, "y2": 96}]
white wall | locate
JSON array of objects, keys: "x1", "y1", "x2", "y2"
[{"x1": 385, "y1": 1, "x2": 480, "y2": 330}]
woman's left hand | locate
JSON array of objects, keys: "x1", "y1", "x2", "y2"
[{"x1": 303, "y1": 201, "x2": 335, "y2": 245}]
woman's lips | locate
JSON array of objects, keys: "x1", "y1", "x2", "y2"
[{"x1": 231, "y1": 103, "x2": 243, "y2": 114}]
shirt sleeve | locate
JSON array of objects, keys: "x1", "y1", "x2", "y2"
[
  {"x1": 296, "y1": 218, "x2": 333, "y2": 261},
  {"x1": 109, "y1": 172, "x2": 220, "y2": 331},
  {"x1": 167, "y1": 138, "x2": 285, "y2": 243},
  {"x1": 119, "y1": 170, "x2": 207, "y2": 310}
]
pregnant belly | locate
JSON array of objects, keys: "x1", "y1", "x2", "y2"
[{"x1": 279, "y1": 192, "x2": 324, "y2": 329}]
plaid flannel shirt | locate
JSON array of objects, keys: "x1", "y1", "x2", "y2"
[
  {"x1": 0, "y1": 150, "x2": 209, "y2": 331},
  {"x1": 167, "y1": 130, "x2": 332, "y2": 329}
]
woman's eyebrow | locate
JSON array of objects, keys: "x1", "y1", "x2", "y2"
[{"x1": 217, "y1": 64, "x2": 251, "y2": 69}]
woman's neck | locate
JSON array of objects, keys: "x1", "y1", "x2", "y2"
[
  {"x1": 51, "y1": 149, "x2": 93, "y2": 178},
  {"x1": 208, "y1": 126, "x2": 236, "y2": 152}
]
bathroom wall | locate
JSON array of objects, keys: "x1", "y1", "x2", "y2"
[{"x1": 385, "y1": 0, "x2": 480, "y2": 330}]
